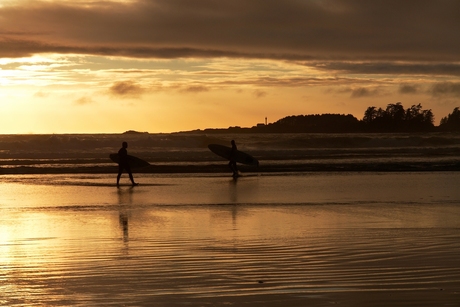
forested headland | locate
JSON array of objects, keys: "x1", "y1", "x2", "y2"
[{"x1": 198, "y1": 103, "x2": 460, "y2": 133}]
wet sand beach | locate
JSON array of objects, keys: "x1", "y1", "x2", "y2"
[{"x1": 1, "y1": 172, "x2": 459, "y2": 306}]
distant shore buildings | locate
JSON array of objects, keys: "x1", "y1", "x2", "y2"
[{"x1": 256, "y1": 117, "x2": 268, "y2": 127}]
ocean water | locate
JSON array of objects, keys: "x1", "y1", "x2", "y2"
[
  {"x1": 1, "y1": 172, "x2": 459, "y2": 306},
  {"x1": 1, "y1": 133, "x2": 460, "y2": 306},
  {"x1": 1, "y1": 132, "x2": 460, "y2": 173}
]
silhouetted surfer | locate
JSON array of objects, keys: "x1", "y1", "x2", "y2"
[
  {"x1": 117, "y1": 141, "x2": 138, "y2": 187},
  {"x1": 229, "y1": 140, "x2": 239, "y2": 177}
]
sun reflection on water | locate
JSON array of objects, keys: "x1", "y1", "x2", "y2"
[{"x1": 0, "y1": 173, "x2": 460, "y2": 305}]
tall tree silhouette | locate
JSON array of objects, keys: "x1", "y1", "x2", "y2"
[
  {"x1": 440, "y1": 107, "x2": 460, "y2": 131},
  {"x1": 362, "y1": 102, "x2": 434, "y2": 132}
]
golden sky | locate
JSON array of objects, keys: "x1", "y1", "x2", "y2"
[{"x1": 1, "y1": 0, "x2": 460, "y2": 133}]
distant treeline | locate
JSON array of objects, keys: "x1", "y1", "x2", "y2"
[{"x1": 199, "y1": 103, "x2": 460, "y2": 133}]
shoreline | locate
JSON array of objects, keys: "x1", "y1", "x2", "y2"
[
  {"x1": 2, "y1": 132, "x2": 460, "y2": 175},
  {"x1": 2, "y1": 160, "x2": 460, "y2": 174}
]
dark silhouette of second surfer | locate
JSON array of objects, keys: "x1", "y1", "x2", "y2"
[
  {"x1": 229, "y1": 140, "x2": 239, "y2": 177},
  {"x1": 117, "y1": 141, "x2": 138, "y2": 187}
]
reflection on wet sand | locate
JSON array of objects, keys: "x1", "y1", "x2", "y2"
[
  {"x1": 118, "y1": 187, "x2": 134, "y2": 243},
  {"x1": 0, "y1": 173, "x2": 459, "y2": 306}
]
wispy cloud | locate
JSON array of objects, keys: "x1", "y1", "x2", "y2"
[
  {"x1": 33, "y1": 90, "x2": 49, "y2": 98},
  {"x1": 350, "y1": 87, "x2": 382, "y2": 98},
  {"x1": 253, "y1": 89, "x2": 267, "y2": 98},
  {"x1": 399, "y1": 84, "x2": 420, "y2": 94},
  {"x1": 109, "y1": 80, "x2": 145, "y2": 98},
  {"x1": 74, "y1": 96, "x2": 95, "y2": 105},
  {"x1": 180, "y1": 85, "x2": 209, "y2": 93},
  {"x1": 430, "y1": 82, "x2": 460, "y2": 97},
  {"x1": 312, "y1": 62, "x2": 460, "y2": 77}
]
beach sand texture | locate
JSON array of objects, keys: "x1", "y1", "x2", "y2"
[{"x1": 0, "y1": 172, "x2": 459, "y2": 306}]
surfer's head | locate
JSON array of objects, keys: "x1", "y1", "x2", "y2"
[{"x1": 122, "y1": 141, "x2": 128, "y2": 148}]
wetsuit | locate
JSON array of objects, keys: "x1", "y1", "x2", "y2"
[{"x1": 117, "y1": 146, "x2": 136, "y2": 186}]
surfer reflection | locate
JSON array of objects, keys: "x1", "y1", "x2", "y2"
[
  {"x1": 117, "y1": 188, "x2": 133, "y2": 244},
  {"x1": 117, "y1": 141, "x2": 139, "y2": 187},
  {"x1": 229, "y1": 140, "x2": 239, "y2": 178},
  {"x1": 119, "y1": 211, "x2": 129, "y2": 242}
]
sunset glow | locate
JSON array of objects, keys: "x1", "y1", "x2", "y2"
[{"x1": 1, "y1": 0, "x2": 460, "y2": 133}]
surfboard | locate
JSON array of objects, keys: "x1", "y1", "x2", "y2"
[
  {"x1": 109, "y1": 153, "x2": 150, "y2": 168},
  {"x1": 208, "y1": 144, "x2": 259, "y2": 166}
]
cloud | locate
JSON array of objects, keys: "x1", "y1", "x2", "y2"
[
  {"x1": 33, "y1": 90, "x2": 49, "y2": 98},
  {"x1": 430, "y1": 82, "x2": 460, "y2": 97},
  {"x1": 0, "y1": 0, "x2": 460, "y2": 62},
  {"x1": 109, "y1": 80, "x2": 145, "y2": 98},
  {"x1": 312, "y1": 62, "x2": 460, "y2": 77},
  {"x1": 221, "y1": 76, "x2": 354, "y2": 88},
  {"x1": 399, "y1": 84, "x2": 420, "y2": 94},
  {"x1": 180, "y1": 85, "x2": 209, "y2": 93},
  {"x1": 350, "y1": 87, "x2": 381, "y2": 98},
  {"x1": 74, "y1": 96, "x2": 94, "y2": 105},
  {"x1": 253, "y1": 89, "x2": 267, "y2": 98}
]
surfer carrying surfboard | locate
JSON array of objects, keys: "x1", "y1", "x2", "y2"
[
  {"x1": 116, "y1": 141, "x2": 138, "y2": 187},
  {"x1": 229, "y1": 140, "x2": 239, "y2": 177},
  {"x1": 208, "y1": 141, "x2": 258, "y2": 176}
]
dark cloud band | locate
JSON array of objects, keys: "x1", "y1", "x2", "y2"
[{"x1": 1, "y1": 0, "x2": 460, "y2": 62}]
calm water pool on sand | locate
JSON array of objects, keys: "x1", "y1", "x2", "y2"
[{"x1": 1, "y1": 172, "x2": 459, "y2": 306}]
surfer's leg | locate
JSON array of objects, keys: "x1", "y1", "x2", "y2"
[
  {"x1": 228, "y1": 161, "x2": 234, "y2": 174},
  {"x1": 117, "y1": 165, "x2": 123, "y2": 186},
  {"x1": 126, "y1": 166, "x2": 138, "y2": 186},
  {"x1": 229, "y1": 160, "x2": 238, "y2": 176},
  {"x1": 129, "y1": 173, "x2": 137, "y2": 185}
]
